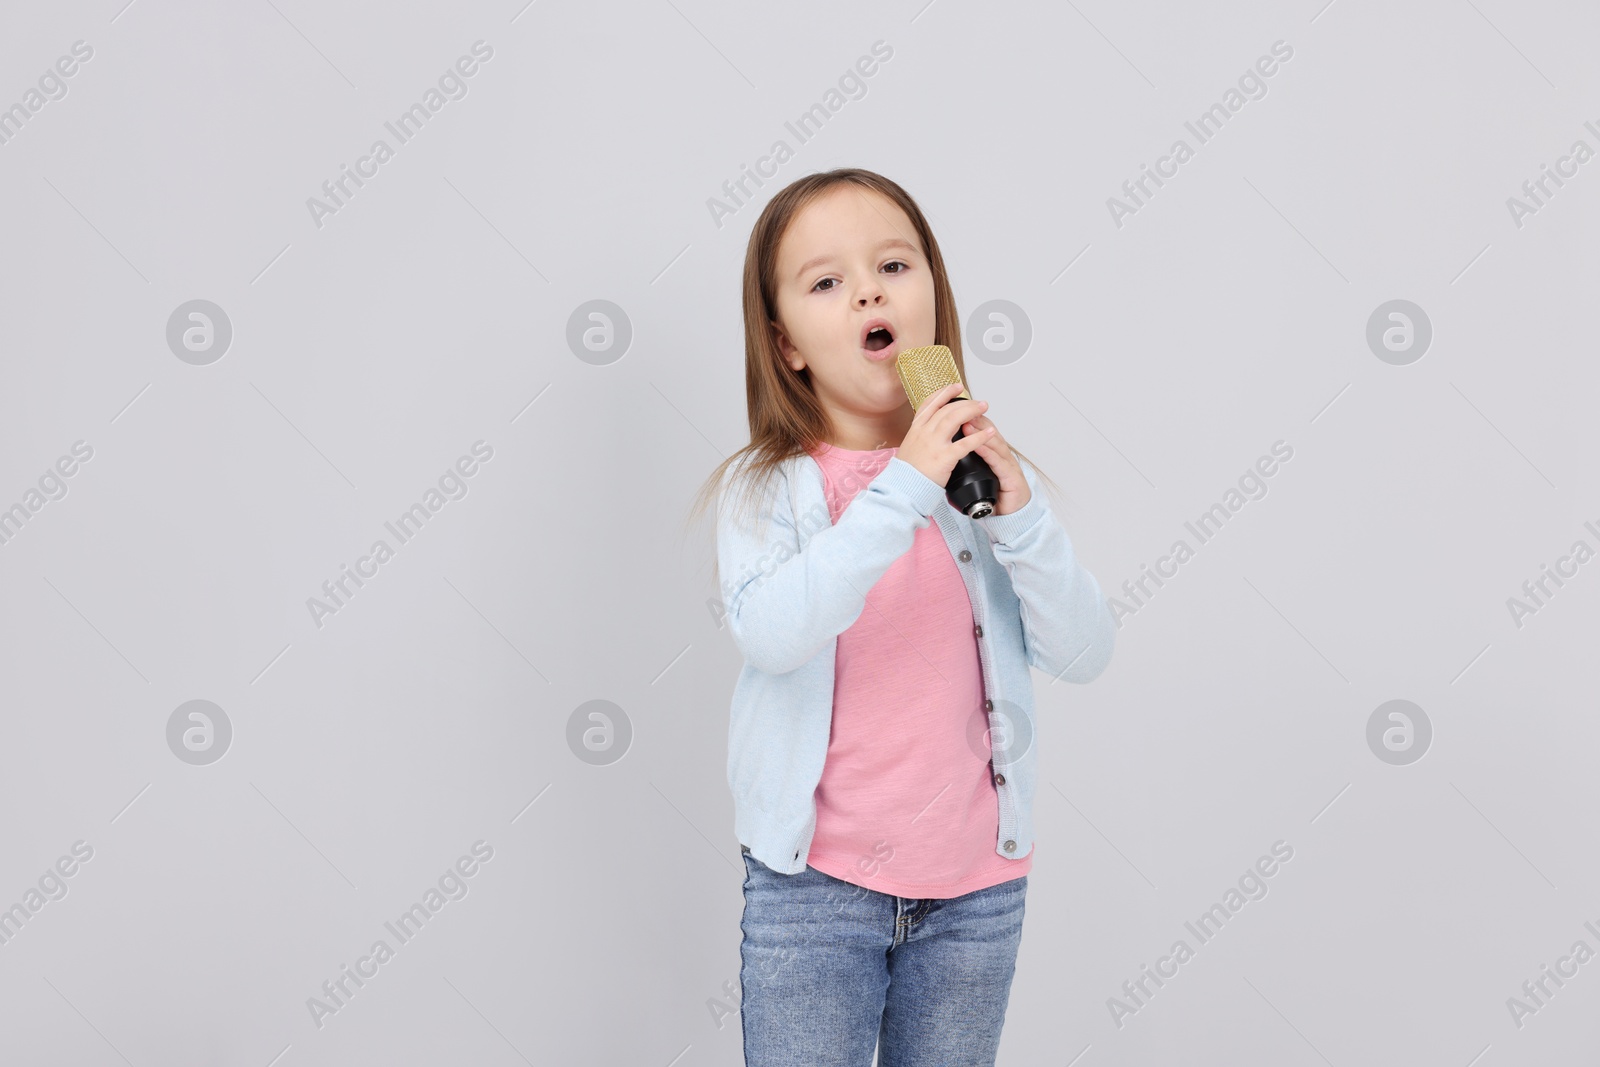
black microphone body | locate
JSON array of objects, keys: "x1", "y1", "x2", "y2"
[{"x1": 944, "y1": 414, "x2": 999, "y2": 519}]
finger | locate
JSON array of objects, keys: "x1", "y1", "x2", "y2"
[
  {"x1": 935, "y1": 397, "x2": 987, "y2": 436},
  {"x1": 960, "y1": 426, "x2": 999, "y2": 455},
  {"x1": 970, "y1": 438, "x2": 1012, "y2": 466},
  {"x1": 970, "y1": 443, "x2": 1024, "y2": 490},
  {"x1": 963, "y1": 416, "x2": 1001, "y2": 443},
  {"x1": 924, "y1": 382, "x2": 975, "y2": 415},
  {"x1": 913, "y1": 381, "x2": 967, "y2": 422},
  {"x1": 968, "y1": 418, "x2": 1011, "y2": 453},
  {"x1": 972, "y1": 439, "x2": 1022, "y2": 480},
  {"x1": 979, "y1": 429, "x2": 1011, "y2": 455}
]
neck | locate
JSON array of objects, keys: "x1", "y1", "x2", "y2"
[{"x1": 824, "y1": 409, "x2": 912, "y2": 451}]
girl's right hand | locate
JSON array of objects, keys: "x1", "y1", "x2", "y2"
[{"x1": 896, "y1": 381, "x2": 994, "y2": 490}]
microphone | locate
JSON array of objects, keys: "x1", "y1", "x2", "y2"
[{"x1": 894, "y1": 345, "x2": 999, "y2": 519}]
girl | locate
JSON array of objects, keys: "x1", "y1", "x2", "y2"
[{"x1": 689, "y1": 169, "x2": 1117, "y2": 1066}]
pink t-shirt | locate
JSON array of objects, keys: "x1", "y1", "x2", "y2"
[{"x1": 804, "y1": 442, "x2": 1031, "y2": 899}]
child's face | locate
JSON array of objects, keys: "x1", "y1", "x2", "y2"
[{"x1": 769, "y1": 185, "x2": 937, "y2": 448}]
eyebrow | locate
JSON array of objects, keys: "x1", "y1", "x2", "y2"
[{"x1": 794, "y1": 237, "x2": 919, "y2": 283}]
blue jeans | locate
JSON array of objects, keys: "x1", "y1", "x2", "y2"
[{"x1": 739, "y1": 847, "x2": 1028, "y2": 1066}]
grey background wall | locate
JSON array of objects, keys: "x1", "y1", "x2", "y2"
[{"x1": 2, "y1": 1, "x2": 1596, "y2": 1064}]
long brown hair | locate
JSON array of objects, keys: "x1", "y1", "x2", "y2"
[{"x1": 683, "y1": 168, "x2": 1060, "y2": 585}]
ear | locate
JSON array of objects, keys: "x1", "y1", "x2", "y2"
[{"x1": 770, "y1": 320, "x2": 804, "y2": 371}]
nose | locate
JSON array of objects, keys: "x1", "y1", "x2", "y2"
[{"x1": 853, "y1": 267, "x2": 886, "y2": 306}]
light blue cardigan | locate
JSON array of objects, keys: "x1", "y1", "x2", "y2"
[{"x1": 716, "y1": 449, "x2": 1117, "y2": 876}]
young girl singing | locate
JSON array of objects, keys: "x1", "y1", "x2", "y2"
[{"x1": 690, "y1": 168, "x2": 1117, "y2": 1066}]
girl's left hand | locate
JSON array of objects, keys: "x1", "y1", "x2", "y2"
[{"x1": 962, "y1": 413, "x2": 1031, "y2": 516}]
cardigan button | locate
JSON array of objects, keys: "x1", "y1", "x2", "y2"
[
  {"x1": 958, "y1": 549, "x2": 972, "y2": 562},
  {"x1": 984, "y1": 699, "x2": 993, "y2": 711},
  {"x1": 974, "y1": 624, "x2": 983, "y2": 638},
  {"x1": 1002, "y1": 839, "x2": 1016, "y2": 853},
  {"x1": 994, "y1": 773, "x2": 1006, "y2": 786}
]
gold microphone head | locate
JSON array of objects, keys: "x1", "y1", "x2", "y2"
[{"x1": 894, "y1": 345, "x2": 969, "y2": 410}]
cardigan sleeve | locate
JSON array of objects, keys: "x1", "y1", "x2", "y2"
[
  {"x1": 716, "y1": 454, "x2": 946, "y2": 676},
  {"x1": 978, "y1": 457, "x2": 1117, "y2": 683}
]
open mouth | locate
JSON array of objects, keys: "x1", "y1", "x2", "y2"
[{"x1": 862, "y1": 323, "x2": 895, "y2": 352}]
